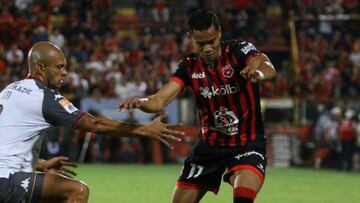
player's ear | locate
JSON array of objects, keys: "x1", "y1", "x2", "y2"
[
  {"x1": 187, "y1": 32, "x2": 196, "y2": 47},
  {"x1": 36, "y1": 63, "x2": 45, "y2": 72}
]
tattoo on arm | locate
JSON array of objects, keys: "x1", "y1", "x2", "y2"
[
  {"x1": 77, "y1": 118, "x2": 86, "y2": 129},
  {"x1": 75, "y1": 115, "x2": 90, "y2": 130}
]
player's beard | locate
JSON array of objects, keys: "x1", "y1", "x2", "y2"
[
  {"x1": 202, "y1": 51, "x2": 219, "y2": 65},
  {"x1": 58, "y1": 79, "x2": 64, "y2": 88},
  {"x1": 49, "y1": 78, "x2": 64, "y2": 90}
]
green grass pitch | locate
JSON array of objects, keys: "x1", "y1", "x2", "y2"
[{"x1": 76, "y1": 164, "x2": 360, "y2": 203}]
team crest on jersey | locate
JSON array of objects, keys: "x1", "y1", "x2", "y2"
[
  {"x1": 0, "y1": 104, "x2": 3, "y2": 115},
  {"x1": 59, "y1": 99, "x2": 78, "y2": 114},
  {"x1": 222, "y1": 64, "x2": 234, "y2": 78},
  {"x1": 212, "y1": 107, "x2": 239, "y2": 135}
]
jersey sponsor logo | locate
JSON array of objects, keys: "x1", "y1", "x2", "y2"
[
  {"x1": 235, "y1": 150, "x2": 265, "y2": 161},
  {"x1": 191, "y1": 72, "x2": 206, "y2": 79},
  {"x1": 21, "y1": 177, "x2": 30, "y2": 192},
  {"x1": 200, "y1": 84, "x2": 239, "y2": 98},
  {"x1": 212, "y1": 107, "x2": 239, "y2": 135},
  {"x1": 59, "y1": 99, "x2": 78, "y2": 114},
  {"x1": 0, "y1": 104, "x2": 3, "y2": 115},
  {"x1": 241, "y1": 43, "x2": 256, "y2": 55},
  {"x1": 222, "y1": 64, "x2": 234, "y2": 78}
]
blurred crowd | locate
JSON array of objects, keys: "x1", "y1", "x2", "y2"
[
  {"x1": 0, "y1": 0, "x2": 360, "y2": 164},
  {"x1": 306, "y1": 105, "x2": 360, "y2": 171},
  {"x1": 1, "y1": 0, "x2": 358, "y2": 103}
]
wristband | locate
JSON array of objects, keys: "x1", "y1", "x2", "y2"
[{"x1": 255, "y1": 70, "x2": 265, "y2": 80}]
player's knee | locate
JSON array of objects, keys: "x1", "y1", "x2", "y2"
[
  {"x1": 231, "y1": 171, "x2": 263, "y2": 192},
  {"x1": 77, "y1": 181, "x2": 89, "y2": 198},
  {"x1": 69, "y1": 181, "x2": 89, "y2": 201}
]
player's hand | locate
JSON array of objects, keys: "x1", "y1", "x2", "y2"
[
  {"x1": 117, "y1": 98, "x2": 148, "y2": 111},
  {"x1": 45, "y1": 156, "x2": 78, "y2": 179},
  {"x1": 240, "y1": 66, "x2": 263, "y2": 83},
  {"x1": 138, "y1": 113, "x2": 184, "y2": 149}
]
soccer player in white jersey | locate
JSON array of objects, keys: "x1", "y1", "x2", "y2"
[{"x1": 0, "y1": 41, "x2": 184, "y2": 203}]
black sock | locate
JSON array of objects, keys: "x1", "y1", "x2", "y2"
[{"x1": 234, "y1": 197, "x2": 253, "y2": 203}]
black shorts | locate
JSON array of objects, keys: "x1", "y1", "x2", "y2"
[
  {"x1": 176, "y1": 140, "x2": 267, "y2": 194},
  {"x1": 0, "y1": 172, "x2": 45, "y2": 203}
]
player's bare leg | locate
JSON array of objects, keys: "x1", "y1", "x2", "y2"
[
  {"x1": 172, "y1": 187, "x2": 207, "y2": 203},
  {"x1": 230, "y1": 169, "x2": 263, "y2": 203},
  {"x1": 40, "y1": 173, "x2": 89, "y2": 203}
]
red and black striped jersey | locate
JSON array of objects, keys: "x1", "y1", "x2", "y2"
[{"x1": 171, "y1": 40, "x2": 265, "y2": 148}]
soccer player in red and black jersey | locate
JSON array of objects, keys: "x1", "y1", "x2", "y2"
[{"x1": 118, "y1": 9, "x2": 276, "y2": 203}]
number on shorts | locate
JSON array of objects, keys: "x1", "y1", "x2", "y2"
[{"x1": 186, "y1": 163, "x2": 204, "y2": 179}]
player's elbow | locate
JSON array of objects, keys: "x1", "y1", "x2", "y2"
[
  {"x1": 268, "y1": 65, "x2": 277, "y2": 79},
  {"x1": 262, "y1": 60, "x2": 276, "y2": 80}
]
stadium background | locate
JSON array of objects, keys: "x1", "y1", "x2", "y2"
[{"x1": 0, "y1": 0, "x2": 360, "y2": 202}]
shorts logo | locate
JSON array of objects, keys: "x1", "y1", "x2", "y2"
[
  {"x1": 59, "y1": 99, "x2": 78, "y2": 114},
  {"x1": 21, "y1": 177, "x2": 30, "y2": 192},
  {"x1": 212, "y1": 107, "x2": 239, "y2": 135},
  {"x1": 235, "y1": 151, "x2": 265, "y2": 160},
  {"x1": 0, "y1": 104, "x2": 3, "y2": 115},
  {"x1": 222, "y1": 64, "x2": 234, "y2": 78},
  {"x1": 257, "y1": 163, "x2": 265, "y2": 173}
]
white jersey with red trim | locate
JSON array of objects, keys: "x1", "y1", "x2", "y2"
[{"x1": 0, "y1": 78, "x2": 86, "y2": 178}]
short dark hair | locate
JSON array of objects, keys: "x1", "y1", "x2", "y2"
[{"x1": 187, "y1": 9, "x2": 220, "y2": 33}]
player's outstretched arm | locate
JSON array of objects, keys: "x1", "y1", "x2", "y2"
[
  {"x1": 240, "y1": 53, "x2": 276, "y2": 83},
  {"x1": 76, "y1": 113, "x2": 184, "y2": 149},
  {"x1": 117, "y1": 81, "x2": 183, "y2": 113}
]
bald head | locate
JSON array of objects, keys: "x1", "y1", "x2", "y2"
[
  {"x1": 27, "y1": 41, "x2": 68, "y2": 89},
  {"x1": 28, "y1": 41, "x2": 65, "y2": 73}
]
